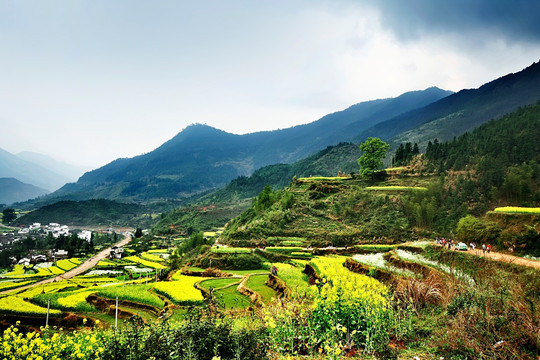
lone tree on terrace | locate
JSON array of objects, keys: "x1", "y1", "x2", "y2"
[{"x1": 358, "y1": 137, "x2": 390, "y2": 183}]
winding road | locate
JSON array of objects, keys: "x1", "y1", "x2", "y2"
[{"x1": 1, "y1": 233, "x2": 132, "y2": 295}]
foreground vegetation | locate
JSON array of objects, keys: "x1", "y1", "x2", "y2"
[{"x1": 1, "y1": 241, "x2": 538, "y2": 359}]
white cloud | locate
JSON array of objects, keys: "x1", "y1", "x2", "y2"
[{"x1": 0, "y1": 1, "x2": 538, "y2": 168}]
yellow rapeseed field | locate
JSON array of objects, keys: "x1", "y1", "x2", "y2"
[
  {"x1": 493, "y1": 206, "x2": 540, "y2": 215},
  {"x1": 153, "y1": 275, "x2": 207, "y2": 304}
]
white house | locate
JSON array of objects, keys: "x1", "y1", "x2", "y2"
[
  {"x1": 17, "y1": 258, "x2": 31, "y2": 266},
  {"x1": 109, "y1": 246, "x2": 124, "y2": 259},
  {"x1": 77, "y1": 230, "x2": 92, "y2": 242},
  {"x1": 52, "y1": 249, "x2": 69, "y2": 259},
  {"x1": 31, "y1": 254, "x2": 48, "y2": 263},
  {"x1": 29, "y1": 223, "x2": 41, "y2": 230}
]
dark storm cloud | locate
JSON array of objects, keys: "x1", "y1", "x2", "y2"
[{"x1": 370, "y1": 0, "x2": 540, "y2": 43}]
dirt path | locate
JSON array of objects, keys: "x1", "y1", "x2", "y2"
[
  {"x1": 438, "y1": 243, "x2": 540, "y2": 270},
  {"x1": 469, "y1": 247, "x2": 540, "y2": 270},
  {"x1": 1, "y1": 234, "x2": 132, "y2": 295}
]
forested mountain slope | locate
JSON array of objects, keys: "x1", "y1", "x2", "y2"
[
  {"x1": 358, "y1": 61, "x2": 540, "y2": 148},
  {"x1": 202, "y1": 142, "x2": 362, "y2": 204},
  {"x1": 15, "y1": 199, "x2": 148, "y2": 227},
  {"x1": 151, "y1": 142, "x2": 363, "y2": 235}
]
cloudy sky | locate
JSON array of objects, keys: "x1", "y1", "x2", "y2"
[{"x1": 1, "y1": 0, "x2": 539, "y2": 169}]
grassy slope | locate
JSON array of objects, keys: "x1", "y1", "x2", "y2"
[
  {"x1": 221, "y1": 174, "x2": 437, "y2": 245},
  {"x1": 151, "y1": 143, "x2": 363, "y2": 236}
]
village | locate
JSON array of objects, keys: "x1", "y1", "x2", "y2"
[{"x1": 0, "y1": 223, "x2": 123, "y2": 268}]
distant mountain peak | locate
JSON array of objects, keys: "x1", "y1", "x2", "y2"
[{"x1": 0, "y1": 177, "x2": 49, "y2": 205}]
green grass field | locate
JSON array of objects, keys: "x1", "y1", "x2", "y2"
[
  {"x1": 214, "y1": 286, "x2": 250, "y2": 309},
  {"x1": 273, "y1": 263, "x2": 312, "y2": 296},
  {"x1": 97, "y1": 284, "x2": 165, "y2": 308},
  {"x1": 224, "y1": 269, "x2": 268, "y2": 276},
  {"x1": 246, "y1": 274, "x2": 277, "y2": 302},
  {"x1": 211, "y1": 247, "x2": 251, "y2": 254},
  {"x1": 199, "y1": 278, "x2": 240, "y2": 290},
  {"x1": 365, "y1": 186, "x2": 427, "y2": 191}
]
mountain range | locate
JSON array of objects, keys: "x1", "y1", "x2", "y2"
[
  {"x1": 15, "y1": 60, "x2": 540, "y2": 205},
  {"x1": 34, "y1": 87, "x2": 451, "y2": 203},
  {"x1": 0, "y1": 148, "x2": 90, "y2": 204},
  {"x1": 16, "y1": 151, "x2": 89, "y2": 182},
  {"x1": 0, "y1": 178, "x2": 49, "y2": 205}
]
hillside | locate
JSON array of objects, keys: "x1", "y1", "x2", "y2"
[
  {"x1": 221, "y1": 176, "x2": 427, "y2": 246},
  {"x1": 15, "y1": 199, "x2": 149, "y2": 227},
  {"x1": 357, "y1": 60, "x2": 540, "y2": 148},
  {"x1": 36, "y1": 88, "x2": 450, "y2": 203},
  {"x1": 202, "y1": 142, "x2": 362, "y2": 203},
  {"x1": 0, "y1": 178, "x2": 49, "y2": 205},
  {"x1": 152, "y1": 142, "x2": 363, "y2": 235},
  {"x1": 222, "y1": 103, "x2": 540, "y2": 245}
]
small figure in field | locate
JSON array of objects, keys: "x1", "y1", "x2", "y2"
[
  {"x1": 482, "y1": 244, "x2": 486, "y2": 254},
  {"x1": 487, "y1": 244, "x2": 491, "y2": 254},
  {"x1": 271, "y1": 265, "x2": 278, "y2": 276}
]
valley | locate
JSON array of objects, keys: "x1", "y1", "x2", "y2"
[{"x1": 1, "y1": 64, "x2": 539, "y2": 360}]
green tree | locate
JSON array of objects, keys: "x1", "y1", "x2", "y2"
[
  {"x1": 358, "y1": 137, "x2": 390, "y2": 183},
  {"x1": 134, "y1": 228, "x2": 143, "y2": 238},
  {"x1": 255, "y1": 185, "x2": 274, "y2": 211},
  {"x1": 2, "y1": 208, "x2": 16, "y2": 225}
]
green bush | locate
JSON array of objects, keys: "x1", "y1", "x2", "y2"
[
  {"x1": 197, "y1": 253, "x2": 263, "y2": 270},
  {"x1": 265, "y1": 247, "x2": 303, "y2": 254},
  {"x1": 456, "y1": 215, "x2": 500, "y2": 244},
  {"x1": 101, "y1": 316, "x2": 269, "y2": 360},
  {"x1": 210, "y1": 247, "x2": 251, "y2": 254}
]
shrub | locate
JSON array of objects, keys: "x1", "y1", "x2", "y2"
[
  {"x1": 265, "y1": 247, "x2": 304, "y2": 254},
  {"x1": 456, "y1": 215, "x2": 500, "y2": 245},
  {"x1": 101, "y1": 316, "x2": 270, "y2": 360},
  {"x1": 197, "y1": 253, "x2": 263, "y2": 270}
]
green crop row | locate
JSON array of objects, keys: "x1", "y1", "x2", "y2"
[
  {"x1": 96, "y1": 284, "x2": 164, "y2": 308},
  {"x1": 265, "y1": 247, "x2": 304, "y2": 254},
  {"x1": 211, "y1": 247, "x2": 251, "y2": 254}
]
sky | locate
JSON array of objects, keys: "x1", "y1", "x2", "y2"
[{"x1": 1, "y1": 0, "x2": 539, "y2": 169}]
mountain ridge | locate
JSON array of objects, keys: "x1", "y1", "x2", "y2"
[
  {"x1": 0, "y1": 148, "x2": 72, "y2": 192},
  {"x1": 16, "y1": 151, "x2": 89, "y2": 182},
  {"x1": 0, "y1": 177, "x2": 49, "y2": 205},
  {"x1": 357, "y1": 60, "x2": 540, "y2": 147},
  {"x1": 34, "y1": 87, "x2": 452, "y2": 204}
]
